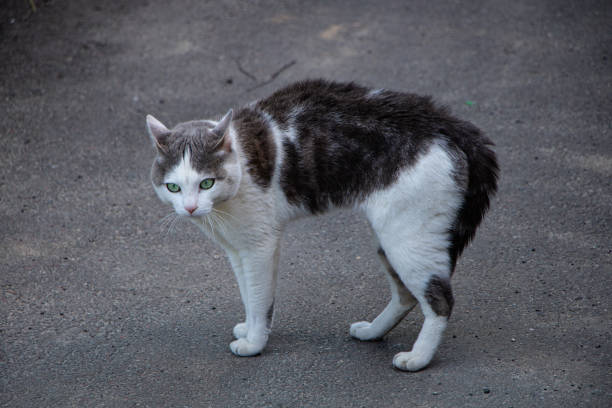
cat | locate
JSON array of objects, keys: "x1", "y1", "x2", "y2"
[{"x1": 145, "y1": 79, "x2": 498, "y2": 371}]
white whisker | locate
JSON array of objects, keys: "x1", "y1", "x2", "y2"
[
  {"x1": 210, "y1": 211, "x2": 226, "y2": 231},
  {"x1": 219, "y1": 214, "x2": 230, "y2": 233},
  {"x1": 166, "y1": 216, "x2": 177, "y2": 236},
  {"x1": 165, "y1": 213, "x2": 185, "y2": 236},
  {"x1": 212, "y1": 208, "x2": 244, "y2": 224},
  {"x1": 159, "y1": 212, "x2": 175, "y2": 226},
  {"x1": 158, "y1": 212, "x2": 179, "y2": 236},
  {"x1": 205, "y1": 214, "x2": 216, "y2": 239}
]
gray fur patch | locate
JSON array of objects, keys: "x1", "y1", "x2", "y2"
[
  {"x1": 150, "y1": 120, "x2": 228, "y2": 185},
  {"x1": 424, "y1": 275, "x2": 454, "y2": 317},
  {"x1": 258, "y1": 80, "x2": 451, "y2": 213},
  {"x1": 233, "y1": 108, "x2": 276, "y2": 189},
  {"x1": 151, "y1": 156, "x2": 171, "y2": 186}
]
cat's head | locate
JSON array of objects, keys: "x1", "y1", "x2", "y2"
[{"x1": 146, "y1": 109, "x2": 241, "y2": 217}]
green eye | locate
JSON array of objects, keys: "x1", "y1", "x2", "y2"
[
  {"x1": 166, "y1": 183, "x2": 180, "y2": 193},
  {"x1": 200, "y1": 178, "x2": 215, "y2": 190}
]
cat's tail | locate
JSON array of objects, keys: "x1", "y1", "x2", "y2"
[{"x1": 445, "y1": 122, "x2": 499, "y2": 272}]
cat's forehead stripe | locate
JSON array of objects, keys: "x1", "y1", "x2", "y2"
[
  {"x1": 166, "y1": 148, "x2": 209, "y2": 187},
  {"x1": 151, "y1": 123, "x2": 228, "y2": 184}
]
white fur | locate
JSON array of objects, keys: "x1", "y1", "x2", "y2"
[
  {"x1": 285, "y1": 106, "x2": 303, "y2": 143},
  {"x1": 366, "y1": 88, "x2": 385, "y2": 98}
]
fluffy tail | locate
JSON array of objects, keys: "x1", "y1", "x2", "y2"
[{"x1": 446, "y1": 122, "x2": 499, "y2": 272}]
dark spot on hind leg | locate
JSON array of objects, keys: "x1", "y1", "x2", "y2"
[
  {"x1": 424, "y1": 276, "x2": 454, "y2": 317},
  {"x1": 266, "y1": 302, "x2": 274, "y2": 329}
]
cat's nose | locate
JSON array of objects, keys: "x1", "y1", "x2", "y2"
[{"x1": 185, "y1": 205, "x2": 198, "y2": 214}]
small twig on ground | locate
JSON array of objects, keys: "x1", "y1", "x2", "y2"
[
  {"x1": 235, "y1": 59, "x2": 257, "y2": 82},
  {"x1": 29, "y1": 0, "x2": 37, "y2": 12},
  {"x1": 247, "y1": 60, "x2": 296, "y2": 92}
]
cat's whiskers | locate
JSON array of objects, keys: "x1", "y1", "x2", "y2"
[
  {"x1": 211, "y1": 210, "x2": 233, "y2": 234},
  {"x1": 211, "y1": 207, "x2": 244, "y2": 225},
  {"x1": 215, "y1": 212, "x2": 227, "y2": 230},
  {"x1": 159, "y1": 213, "x2": 178, "y2": 235},
  {"x1": 204, "y1": 213, "x2": 217, "y2": 238},
  {"x1": 159, "y1": 212, "x2": 175, "y2": 226},
  {"x1": 169, "y1": 215, "x2": 184, "y2": 235},
  {"x1": 166, "y1": 215, "x2": 178, "y2": 236},
  {"x1": 159, "y1": 212, "x2": 188, "y2": 236}
]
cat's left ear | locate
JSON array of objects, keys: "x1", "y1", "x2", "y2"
[
  {"x1": 212, "y1": 109, "x2": 233, "y2": 153},
  {"x1": 146, "y1": 114, "x2": 170, "y2": 152}
]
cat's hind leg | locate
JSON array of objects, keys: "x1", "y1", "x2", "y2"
[
  {"x1": 350, "y1": 247, "x2": 418, "y2": 340},
  {"x1": 372, "y1": 229, "x2": 455, "y2": 371},
  {"x1": 390, "y1": 272, "x2": 453, "y2": 372},
  {"x1": 363, "y1": 142, "x2": 461, "y2": 371}
]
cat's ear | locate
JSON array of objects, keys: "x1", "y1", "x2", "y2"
[
  {"x1": 212, "y1": 109, "x2": 234, "y2": 153},
  {"x1": 146, "y1": 114, "x2": 170, "y2": 152}
]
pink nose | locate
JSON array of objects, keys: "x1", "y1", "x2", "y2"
[{"x1": 185, "y1": 205, "x2": 197, "y2": 214}]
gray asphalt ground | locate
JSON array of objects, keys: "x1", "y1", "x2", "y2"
[{"x1": 1, "y1": 1, "x2": 611, "y2": 407}]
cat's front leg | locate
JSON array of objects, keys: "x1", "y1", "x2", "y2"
[
  {"x1": 229, "y1": 240, "x2": 279, "y2": 357},
  {"x1": 225, "y1": 249, "x2": 248, "y2": 339}
]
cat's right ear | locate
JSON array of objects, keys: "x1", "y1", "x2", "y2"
[
  {"x1": 212, "y1": 109, "x2": 234, "y2": 153},
  {"x1": 146, "y1": 114, "x2": 170, "y2": 152}
]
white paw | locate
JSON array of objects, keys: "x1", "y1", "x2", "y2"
[
  {"x1": 229, "y1": 338, "x2": 265, "y2": 356},
  {"x1": 350, "y1": 321, "x2": 382, "y2": 341},
  {"x1": 233, "y1": 322, "x2": 248, "y2": 339},
  {"x1": 392, "y1": 351, "x2": 431, "y2": 372}
]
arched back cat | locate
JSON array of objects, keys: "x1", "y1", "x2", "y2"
[{"x1": 146, "y1": 79, "x2": 498, "y2": 371}]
